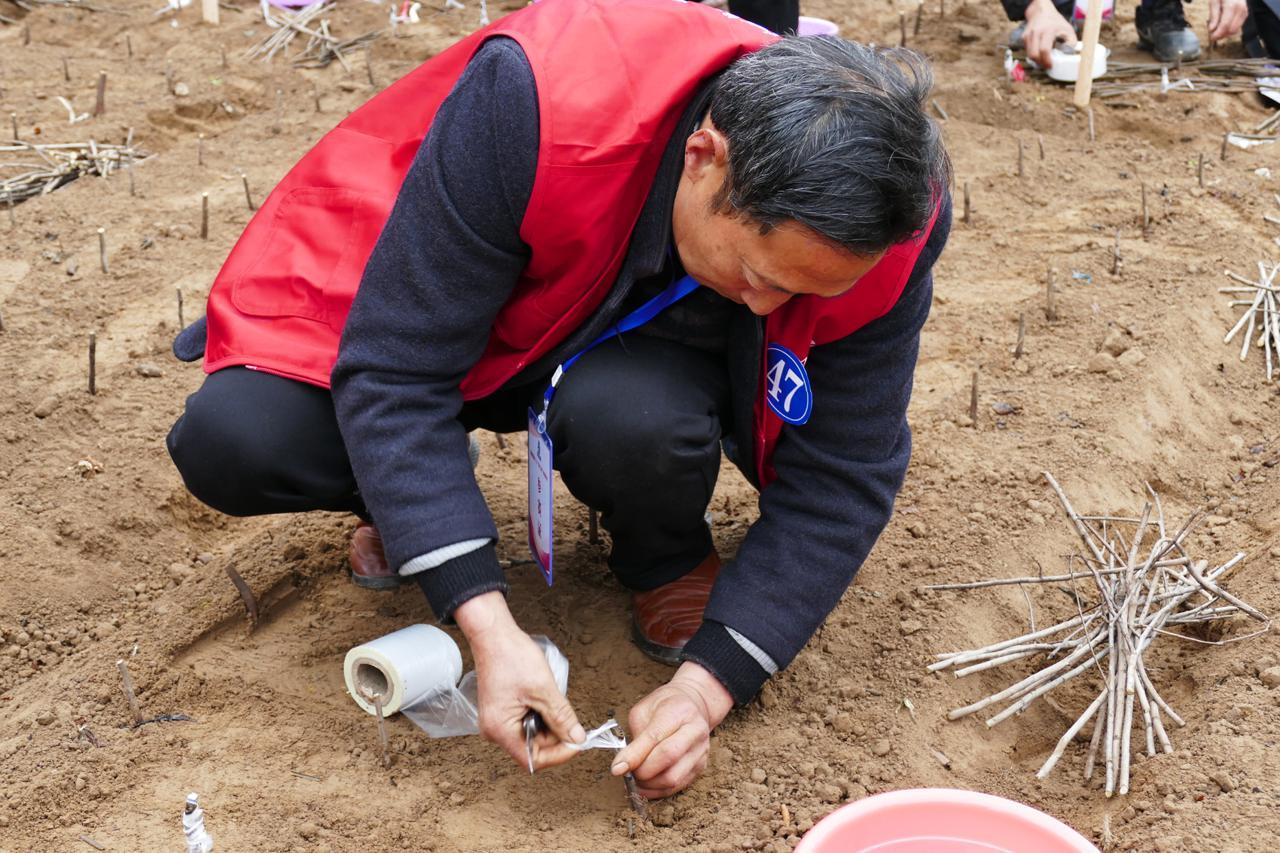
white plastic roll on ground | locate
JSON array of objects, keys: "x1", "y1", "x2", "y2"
[{"x1": 343, "y1": 623, "x2": 463, "y2": 716}]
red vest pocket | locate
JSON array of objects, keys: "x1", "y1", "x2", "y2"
[{"x1": 229, "y1": 186, "x2": 382, "y2": 330}]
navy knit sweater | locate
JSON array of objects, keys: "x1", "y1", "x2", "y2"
[{"x1": 330, "y1": 39, "x2": 951, "y2": 705}]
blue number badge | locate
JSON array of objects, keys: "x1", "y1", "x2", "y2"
[{"x1": 765, "y1": 344, "x2": 812, "y2": 425}]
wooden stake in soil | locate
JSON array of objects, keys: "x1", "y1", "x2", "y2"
[
  {"x1": 1072, "y1": 0, "x2": 1104, "y2": 108},
  {"x1": 197, "y1": 133, "x2": 204, "y2": 166},
  {"x1": 116, "y1": 659, "x2": 144, "y2": 725},
  {"x1": 366, "y1": 45, "x2": 377, "y2": 88},
  {"x1": 313, "y1": 87, "x2": 322, "y2": 113},
  {"x1": 1045, "y1": 267, "x2": 1058, "y2": 321},
  {"x1": 968, "y1": 369, "x2": 979, "y2": 425},
  {"x1": 126, "y1": 33, "x2": 133, "y2": 60},
  {"x1": 1140, "y1": 183, "x2": 1149, "y2": 237},
  {"x1": 1220, "y1": 132, "x2": 1230, "y2": 161},
  {"x1": 200, "y1": 192, "x2": 209, "y2": 240},
  {"x1": 63, "y1": 57, "x2": 71, "y2": 83},
  {"x1": 127, "y1": 157, "x2": 136, "y2": 197},
  {"x1": 963, "y1": 182, "x2": 971, "y2": 224},
  {"x1": 0, "y1": 305, "x2": 6, "y2": 333},
  {"x1": 22, "y1": 23, "x2": 30, "y2": 46},
  {"x1": 1012, "y1": 312, "x2": 1026, "y2": 359},
  {"x1": 241, "y1": 174, "x2": 255, "y2": 211},
  {"x1": 88, "y1": 332, "x2": 98, "y2": 395},
  {"x1": 931, "y1": 99, "x2": 949, "y2": 121},
  {"x1": 201, "y1": 0, "x2": 220, "y2": 25},
  {"x1": 220, "y1": 46, "x2": 228, "y2": 69},
  {"x1": 97, "y1": 227, "x2": 108, "y2": 274},
  {"x1": 914, "y1": 2, "x2": 923, "y2": 35},
  {"x1": 899, "y1": 12, "x2": 907, "y2": 46},
  {"x1": 10, "y1": 113, "x2": 17, "y2": 141},
  {"x1": 1198, "y1": 152, "x2": 1205, "y2": 188},
  {"x1": 1038, "y1": 134, "x2": 1045, "y2": 160},
  {"x1": 1017, "y1": 139, "x2": 1024, "y2": 178},
  {"x1": 1087, "y1": 107, "x2": 1096, "y2": 142},
  {"x1": 177, "y1": 287, "x2": 185, "y2": 329},
  {"x1": 93, "y1": 70, "x2": 107, "y2": 118},
  {"x1": 1111, "y1": 229, "x2": 1122, "y2": 277},
  {"x1": 6, "y1": 196, "x2": 14, "y2": 229}
]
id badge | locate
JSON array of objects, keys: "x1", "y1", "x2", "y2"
[{"x1": 527, "y1": 408, "x2": 554, "y2": 585}]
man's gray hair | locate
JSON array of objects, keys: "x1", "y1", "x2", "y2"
[{"x1": 710, "y1": 37, "x2": 950, "y2": 255}]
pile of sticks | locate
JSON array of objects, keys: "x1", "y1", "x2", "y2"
[
  {"x1": 0, "y1": 140, "x2": 143, "y2": 206},
  {"x1": 1221, "y1": 261, "x2": 1280, "y2": 381},
  {"x1": 246, "y1": 1, "x2": 381, "y2": 70},
  {"x1": 929, "y1": 473, "x2": 1268, "y2": 797}
]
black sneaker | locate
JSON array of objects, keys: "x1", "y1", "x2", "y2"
[{"x1": 1135, "y1": 0, "x2": 1201, "y2": 62}]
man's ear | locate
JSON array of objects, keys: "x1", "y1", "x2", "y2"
[{"x1": 682, "y1": 126, "x2": 729, "y2": 181}]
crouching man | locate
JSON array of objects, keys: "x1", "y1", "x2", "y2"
[{"x1": 166, "y1": 0, "x2": 950, "y2": 798}]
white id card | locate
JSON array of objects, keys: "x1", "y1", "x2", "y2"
[{"x1": 527, "y1": 408, "x2": 554, "y2": 585}]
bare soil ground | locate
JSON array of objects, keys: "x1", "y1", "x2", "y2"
[{"x1": 3, "y1": 0, "x2": 1280, "y2": 850}]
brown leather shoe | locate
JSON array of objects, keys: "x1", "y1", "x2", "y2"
[
  {"x1": 349, "y1": 523, "x2": 404, "y2": 590},
  {"x1": 631, "y1": 550, "x2": 721, "y2": 665}
]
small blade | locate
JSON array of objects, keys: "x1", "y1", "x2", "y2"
[{"x1": 523, "y1": 712, "x2": 538, "y2": 775}]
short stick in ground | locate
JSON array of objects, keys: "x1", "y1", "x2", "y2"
[
  {"x1": 126, "y1": 34, "x2": 133, "y2": 60},
  {"x1": 63, "y1": 57, "x2": 70, "y2": 83},
  {"x1": 1221, "y1": 132, "x2": 1230, "y2": 160},
  {"x1": 1017, "y1": 139, "x2": 1024, "y2": 177},
  {"x1": 1038, "y1": 134, "x2": 1045, "y2": 160},
  {"x1": 10, "y1": 113, "x2": 17, "y2": 141},
  {"x1": 1112, "y1": 229, "x2": 1122, "y2": 277},
  {"x1": 97, "y1": 227, "x2": 108, "y2": 274},
  {"x1": 1045, "y1": 267, "x2": 1058, "y2": 321},
  {"x1": 1087, "y1": 107, "x2": 1095, "y2": 141},
  {"x1": 201, "y1": 192, "x2": 209, "y2": 240},
  {"x1": 116, "y1": 659, "x2": 143, "y2": 724},
  {"x1": 88, "y1": 332, "x2": 97, "y2": 395},
  {"x1": 1198, "y1": 152, "x2": 1204, "y2": 187},
  {"x1": 223, "y1": 563, "x2": 260, "y2": 627},
  {"x1": 914, "y1": 2, "x2": 923, "y2": 35},
  {"x1": 1141, "y1": 183, "x2": 1149, "y2": 237},
  {"x1": 931, "y1": 99, "x2": 948, "y2": 121},
  {"x1": 177, "y1": 287, "x2": 184, "y2": 328},
  {"x1": 899, "y1": 12, "x2": 907, "y2": 46},
  {"x1": 1012, "y1": 312, "x2": 1025, "y2": 359},
  {"x1": 93, "y1": 71, "x2": 106, "y2": 117},
  {"x1": 968, "y1": 369, "x2": 978, "y2": 425},
  {"x1": 197, "y1": 133, "x2": 204, "y2": 166},
  {"x1": 241, "y1": 174, "x2": 255, "y2": 211},
  {"x1": 962, "y1": 182, "x2": 970, "y2": 224}
]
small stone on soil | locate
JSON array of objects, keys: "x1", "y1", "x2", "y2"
[
  {"x1": 135, "y1": 363, "x2": 164, "y2": 378},
  {"x1": 871, "y1": 739, "x2": 891, "y2": 757}
]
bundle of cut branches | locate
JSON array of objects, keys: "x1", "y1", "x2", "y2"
[
  {"x1": 0, "y1": 140, "x2": 144, "y2": 207},
  {"x1": 13, "y1": 0, "x2": 118, "y2": 11},
  {"x1": 246, "y1": 1, "x2": 381, "y2": 71},
  {"x1": 929, "y1": 474, "x2": 1269, "y2": 797},
  {"x1": 1221, "y1": 261, "x2": 1280, "y2": 381}
]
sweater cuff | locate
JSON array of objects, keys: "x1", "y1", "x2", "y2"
[
  {"x1": 412, "y1": 542, "x2": 507, "y2": 622},
  {"x1": 680, "y1": 620, "x2": 771, "y2": 707}
]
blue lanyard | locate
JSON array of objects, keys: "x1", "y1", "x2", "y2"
[{"x1": 539, "y1": 274, "x2": 701, "y2": 416}]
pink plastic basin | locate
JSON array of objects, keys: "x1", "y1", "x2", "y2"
[
  {"x1": 797, "y1": 15, "x2": 839, "y2": 36},
  {"x1": 794, "y1": 789, "x2": 1099, "y2": 853}
]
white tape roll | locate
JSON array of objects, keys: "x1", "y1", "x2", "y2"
[{"x1": 343, "y1": 623, "x2": 462, "y2": 716}]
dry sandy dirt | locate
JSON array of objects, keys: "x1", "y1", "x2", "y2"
[{"x1": 3, "y1": 0, "x2": 1280, "y2": 850}]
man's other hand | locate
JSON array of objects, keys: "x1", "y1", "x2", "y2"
[
  {"x1": 611, "y1": 662, "x2": 734, "y2": 798},
  {"x1": 1207, "y1": 0, "x2": 1247, "y2": 42},
  {"x1": 1024, "y1": 0, "x2": 1078, "y2": 69},
  {"x1": 455, "y1": 592, "x2": 587, "y2": 770}
]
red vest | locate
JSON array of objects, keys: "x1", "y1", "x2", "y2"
[{"x1": 203, "y1": 0, "x2": 936, "y2": 486}]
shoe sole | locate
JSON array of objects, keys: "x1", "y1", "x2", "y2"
[
  {"x1": 350, "y1": 571, "x2": 405, "y2": 590},
  {"x1": 630, "y1": 618, "x2": 684, "y2": 666}
]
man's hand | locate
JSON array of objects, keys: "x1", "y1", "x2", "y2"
[
  {"x1": 1207, "y1": 0, "x2": 1247, "y2": 42},
  {"x1": 1023, "y1": 0, "x2": 1078, "y2": 69},
  {"x1": 611, "y1": 662, "x2": 734, "y2": 799},
  {"x1": 455, "y1": 592, "x2": 587, "y2": 770}
]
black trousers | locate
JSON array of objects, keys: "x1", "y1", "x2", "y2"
[
  {"x1": 167, "y1": 336, "x2": 732, "y2": 590},
  {"x1": 719, "y1": 0, "x2": 800, "y2": 34}
]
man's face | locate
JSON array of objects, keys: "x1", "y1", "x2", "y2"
[
  {"x1": 671, "y1": 118, "x2": 884, "y2": 316},
  {"x1": 185, "y1": 803, "x2": 195, "y2": 814}
]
